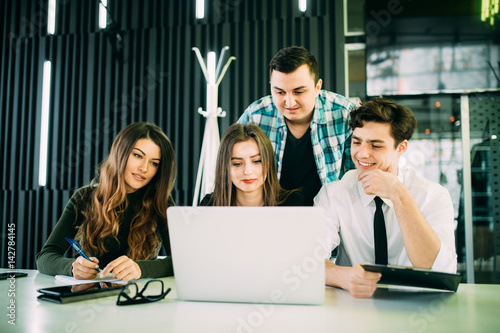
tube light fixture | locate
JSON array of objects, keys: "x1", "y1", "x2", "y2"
[
  {"x1": 47, "y1": 0, "x2": 56, "y2": 34},
  {"x1": 99, "y1": 0, "x2": 108, "y2": 29},
  {"x1": 299, "y1": 0, "x2": 307, "y2": 13},
  {"x1": 196, "y1": 0, "x2": 205, "y2": 19},
  {"x1": 39, "y1": 61, "x2": 52, "y2": 187}
]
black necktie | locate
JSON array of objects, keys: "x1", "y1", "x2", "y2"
[{"x1": 374, "y1": 196, "x2": 388, "y2": 265}]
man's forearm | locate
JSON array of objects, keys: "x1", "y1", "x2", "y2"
[
  {"x1": 325, "y1": 259, "x2": 348, "y2": 289},
  {"x1": 390, "y1": 184, "x2": 440, "y2": 268}
]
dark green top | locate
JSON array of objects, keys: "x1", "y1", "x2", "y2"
[{"x1": 36, "y1": 186, "x2": 173, "y2": 278}]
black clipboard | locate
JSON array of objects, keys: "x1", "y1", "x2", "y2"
[{"x1": 362, "y1": 264, "x2": 461, "y2": 292}]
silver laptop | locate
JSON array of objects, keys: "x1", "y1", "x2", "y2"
[{"x1": 167, "y1": 206, "x2": 326, "y2": 305}]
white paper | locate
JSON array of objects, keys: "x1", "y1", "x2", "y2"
[{"x1": 55, "y1": 274, "x2": 127, "y2": 285}]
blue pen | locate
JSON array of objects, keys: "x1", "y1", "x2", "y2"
[{"x1": 65, "y1": 237, "x2": 101, "y2": 273}]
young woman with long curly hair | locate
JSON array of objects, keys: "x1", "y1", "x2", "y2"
[{"x1": 37, "y1": 122, "x2": 176, "y2": 282}]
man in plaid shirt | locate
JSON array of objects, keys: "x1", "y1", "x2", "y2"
[{"x1": 238, "y1": 46, "x2": 356, "y2": 205}]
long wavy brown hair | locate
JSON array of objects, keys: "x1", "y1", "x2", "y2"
[
  {"x1": 209, "y1": 124, "x2": 292, "y2": 206},
  {"x1": 76, "y1": 122, "x2": 176, "y2": 260}
]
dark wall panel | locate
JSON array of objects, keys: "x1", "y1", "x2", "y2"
[{"x1": 1, "y1": 0, "x2": 340, "y2": 269}]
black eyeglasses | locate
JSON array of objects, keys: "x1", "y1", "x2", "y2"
[{"x1": 116, "y1": 279, "x2": 171, "y2": 306}]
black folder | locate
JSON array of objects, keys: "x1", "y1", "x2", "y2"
[{"x1": 362, "y1": 264, "x2": 462, "y2": 292}]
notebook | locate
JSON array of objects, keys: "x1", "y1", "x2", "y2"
[{"x1": 167, "y1": 206, "x2": 326, "y2": 305}]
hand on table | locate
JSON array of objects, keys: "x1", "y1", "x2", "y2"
[{"x1": 345, "y1": 263, "x2": 381, "y2": 298}]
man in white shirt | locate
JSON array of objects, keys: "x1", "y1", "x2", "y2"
[{"x1": 314, "y1": 97, "x2": 457, "y2": 298}]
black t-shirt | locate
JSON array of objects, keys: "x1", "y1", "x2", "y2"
[{"x1": 279, "y1": 127, "x2": 322, "y2": 206}]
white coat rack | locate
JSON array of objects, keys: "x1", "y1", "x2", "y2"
[{"x1": 192, "y1": 46, "x2": 236, "y2": 206}]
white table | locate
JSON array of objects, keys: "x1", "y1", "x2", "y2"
[{"x1": 1, "y1": 269, "x2": 499, "y2": 332}]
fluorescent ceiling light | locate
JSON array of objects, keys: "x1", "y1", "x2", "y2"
[
  {"x1": 299, "y1": 0, "x2": 307, "y2": 12},
  {"x1": 196, "y1": 0, "x2": 204, "y2": 19},
  {"x1": 47, "y1": 0, "x2": 56, "y2": 34},
  {"x1": 39, "y1": 61, "x2": 52, "y2": 187},
  {"x1": 99, "y1": 0, "x2": 108, "y2": 29}
]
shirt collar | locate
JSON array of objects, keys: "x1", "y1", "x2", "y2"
[
  {"x1": 276, "y1": 109, "x2": 286, "y2": 128},
  {"x1": 312, "y1": 94, "x2": 326, "y2": 124}
]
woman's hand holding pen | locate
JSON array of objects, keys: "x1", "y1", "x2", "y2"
[
  {"x1": 72, "y1": 256, "x2": 100, "y2": 279},
  {"x1": 99, "y1": 255, "x2": 141, "y2": 282}
]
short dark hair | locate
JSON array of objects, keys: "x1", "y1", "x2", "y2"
[
  {"x1": 269, "y1": 46, "x2": 320, "y2": 84},
  {"x1": 349, "y1": 97, "x2": 417, "y2": 147}
]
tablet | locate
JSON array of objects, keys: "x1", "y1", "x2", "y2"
[
  {"x1": 37, "y1": 282, "x2": 124, "y2": 304},
  {"x1": 362, "y1": 264, "x2": 461, "y2": 292}
]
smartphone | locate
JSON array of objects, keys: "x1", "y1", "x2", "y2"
[
  {"x1": 37, "y1": 282, "x2": 125, "y2": 304},
  {"x1": 0, "y1": 272, "x2": 28, "y2": 280}
]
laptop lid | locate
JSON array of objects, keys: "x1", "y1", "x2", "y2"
[{"x1": 167, "y1": 206, "x2": 326, "y2": 305}]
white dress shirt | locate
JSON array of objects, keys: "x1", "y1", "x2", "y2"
[{"x1": 314, "y1": 167, "x2": 457, "y2": 273}]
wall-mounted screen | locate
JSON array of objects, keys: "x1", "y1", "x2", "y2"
[{"x1": 365, "y1": 0, "x2": 500, "y2": 96}]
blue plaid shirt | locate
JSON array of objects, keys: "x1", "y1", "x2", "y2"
[{"x1": 238, "y1": 90, "x2": 356, "y2": 185}]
